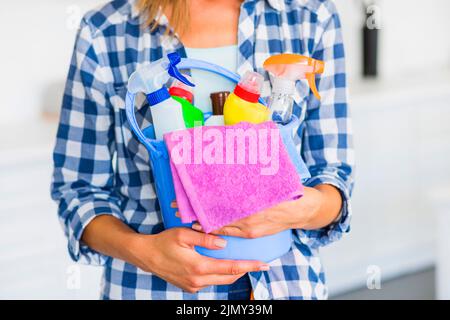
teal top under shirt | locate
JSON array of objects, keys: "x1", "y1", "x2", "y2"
[{"x1": 184, "y1": 45, "x2": 238, "y2": 113}]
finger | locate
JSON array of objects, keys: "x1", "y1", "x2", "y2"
[
  {"x1": 201, "y1": 258, "x2": 269, "y2": 275},
  {"x1": 211, "y1": 226, "x2": 245, "y2": 238},
  {"x1": 192, "y1": 223, "x2": 202, "y2": 231},
  {"x1": 170, "y1": 201, "x2": 178, "y2": 208},
  {"x1": 175, "y1": 211, "x2": 180, "y2": 218},
  {"x1": 181, "y1": 229, "x2": 228, "y2": 250},
  {"x1": 193, "y1": 274, "x2": 248, "y2": 288}
]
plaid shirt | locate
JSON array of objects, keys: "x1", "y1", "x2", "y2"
[{"x1": 51, "y1": 0, "x2": 354, "y2": 300}]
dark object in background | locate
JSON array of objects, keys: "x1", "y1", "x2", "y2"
[
  {"x1": 363, "y1": 12, "x2": 379, "y2": 77},
  {"x1": 210, "y1": 91, "x2": 230, "y2": 115}
]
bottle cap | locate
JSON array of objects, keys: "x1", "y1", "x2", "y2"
[
  {"x1": 233, "y1": 71, "x2": 263, "y2": 103},
  {"x1": 210, "y1": 91, "x2": 230, "y2": 115},
  {"x1": 239, "y1": 71, "x2": 263, "y2": 94},
  {"x1": 170, "y1": 74, "x2": 195, "y2": 103},
  {"x1": 169, "y1": 87, "x2": 194, "y2": 103}
]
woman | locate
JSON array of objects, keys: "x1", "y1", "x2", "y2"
[{"x1": 52, "y1": 0, "x2": 354, "y2": 300}]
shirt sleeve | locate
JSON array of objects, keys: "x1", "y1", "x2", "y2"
[
  {"x1": 51, "y1": 18, "x2": 124, "y2": 265},
  {"x1": 294, "y1": 8, "x2": 355, "y2": 249}
]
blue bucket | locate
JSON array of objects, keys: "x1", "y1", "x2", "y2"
[{"x1": 125, "y1": 58, "x2": 308, "y2": 262}]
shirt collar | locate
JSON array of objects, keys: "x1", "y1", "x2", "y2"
[
  {"x1": 265, "y1": 0, "x2": 308, "y2": 11},
  {"x1": 266, "y1": 0, "x2": 283, "y2": 11}
]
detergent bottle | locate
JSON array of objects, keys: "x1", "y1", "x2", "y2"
[
  {"x1": 169, "y1": 76, "x2": 204, "y2": 128},
  {"x1": 263, "y1": 54, "x2": 324, "y2": 124},
  {"x1": 223, "y1": 71, "x2": 269, "y2": 125},
  {"x1": 128, "y1": 52, "x2": 195, "y2": 140}
]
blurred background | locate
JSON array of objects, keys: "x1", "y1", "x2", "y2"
[{"x1": 1, "y1": 0, "x2": 449, "y2": 299}]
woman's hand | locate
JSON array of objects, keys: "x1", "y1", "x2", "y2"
[
  {"x1": 82, "y1": 216, "x2": 268, "y2": 293},
  {"x1": 129, "y1": 228, "x2": 269, "y2": 293},
  {"x1": 192, "y1": 185, "x2": 342, "y2": 239}
]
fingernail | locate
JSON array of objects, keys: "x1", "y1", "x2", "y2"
[
  {"x1": 192, "y1": 224, "x2": 202, "y2": 231},
  {"x1": 214, "y1": 238, "x2": 227, "y2": 248},
  {"x1": 259, "y1": 265, "x2": 270, "y2": 271}
]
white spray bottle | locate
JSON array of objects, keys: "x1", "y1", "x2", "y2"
[
  {"x1": 128, "y1": 52, "x2": 195, "y2": 140},
  {"x1": 263, "y1": 54, "x2": 324, "y2": 124}
]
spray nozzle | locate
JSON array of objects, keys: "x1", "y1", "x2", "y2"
[
  {"x1": 128, "y1": 52, "x2": 194, "y2": 95},
  {"x1": 263, "y1": 54, "x2": 325, "y2": 100},
  {"x1": 166, "y1": 52, "x2": 195, "y2": 87}
]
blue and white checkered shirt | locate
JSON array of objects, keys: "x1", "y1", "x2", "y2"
[{"x1": 51, "y1": 0, "x2": 354, "y2": 300}]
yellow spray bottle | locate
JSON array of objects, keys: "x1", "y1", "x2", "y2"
[
  {"x1": 263, "y1": 54, "x2": 324, "y2": 124},
  {"x1": 223, "y1": 71, "x2": 270, "y2": 125}
]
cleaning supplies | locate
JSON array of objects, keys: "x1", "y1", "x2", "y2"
[
  {"x1": 164, "y1": 121, "x2": 303, "y2": 233},
  {"x1": 169, "y1": 76, "x2": 204, "y2": 128},
  {"x1": 126, "y1": 56, "x2": 300, "y2": 262},
  {"x1": 127, "y1": 52, "x2": 195, "y2": 140},
  {"x1": 204, "y1": 91, "x2": 229, "y2": 126},
  {"x1": 223, "y1": 71, "x2": 270, "y2": 125},
  {"x1": 263, "y1": 54, "x2": 324, "y2": 124}
]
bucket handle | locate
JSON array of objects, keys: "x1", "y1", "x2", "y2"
[
  {"x1": 125, "y1": 90, "x2": 160, "y2": 154},
  {"x1": 125, "y1": 58, "x2": 266, "y2": 157}
]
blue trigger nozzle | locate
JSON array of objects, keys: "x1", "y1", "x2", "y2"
[{"x1": 167, "y1": 52, "x2": 195, "y2": 87}]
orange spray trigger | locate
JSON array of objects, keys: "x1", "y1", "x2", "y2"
[
  {"x1": 307, "y1": 58, "x2": 324, "y2": 100},
  {"x1": 306, "y1": 73, "x2": 320, "y2": 100},
  {"x1": 263, "y1": 54, "x2": 325, "y2": 100}
]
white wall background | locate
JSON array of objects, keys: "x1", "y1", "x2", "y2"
[
  {"x1": 0, "y1": 0, "x2": 106, "y2": 126},
  {"x1": 1, "y1": 0, "x2": 450, "y2": 299}
]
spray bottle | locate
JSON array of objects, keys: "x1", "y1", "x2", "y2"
[
  {"x1": 263, "y1": 54, "x2": 324, "y2": 124},
  {"x1": 169, "y1": 76, "x2": 204, "y2": 128},
  {"x1": 128, "y1": 52, "x2": 195, "y2": 140},
  {"x1": 223, "y1": 71, "x2": 269, "y2": 125}
]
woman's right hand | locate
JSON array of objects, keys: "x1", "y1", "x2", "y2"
[{"x1": 129, "y1": 228, "x2": 269, "y2": 293}]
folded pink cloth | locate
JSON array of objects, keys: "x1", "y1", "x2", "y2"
[{"x1": 164, "y1": 121, "x2": 303, "y2": 233}]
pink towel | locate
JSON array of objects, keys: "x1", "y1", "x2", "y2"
[{"x1": 164, "y1": 121, "x2": 303, "y2": 233}]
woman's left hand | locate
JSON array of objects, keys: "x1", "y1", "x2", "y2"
[{"x1": 192, "y1": 186, "x2": 340, "y2": 239}]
